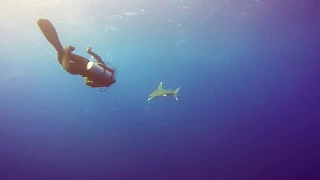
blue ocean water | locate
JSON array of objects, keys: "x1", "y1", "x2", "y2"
[{"x1": 0, "y1": 0, "x2": 319, "y2": 179}]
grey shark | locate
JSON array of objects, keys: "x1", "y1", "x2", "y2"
[{"x1": 148, "y1": 82, "x2": 180, "y2": 101}]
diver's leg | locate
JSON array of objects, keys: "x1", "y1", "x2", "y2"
[
  {"x1": 70, "y1": 53, "x2": 89, "y2": 64},
  {"x1": 60, "y1": 51, "x2": 89, "y2": 75},
  {"x1": 86, "y1": 46, "x2": 105, "y2": 64},
  {"x1": 60, "y1": 46, "x2": 74, "y2": 71},
  {"x1": 37, "y1": 18, "x2": 66, "y2": 66},
  {"x1": 37, "y1": 19, "x2": 64, "y2": 52},
  {"x1": 67, "y1": 53, "x2": 90, "y2": 75}
]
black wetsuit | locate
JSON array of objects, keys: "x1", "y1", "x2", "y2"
[
  {"x1": 66, "y1": 52, "x2": 116, "y2": 87},
  {"x1": 36, "y1": 18, "x2": 116, "y2": 87}
]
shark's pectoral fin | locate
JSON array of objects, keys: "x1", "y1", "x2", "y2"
[
  {"x1": 148, "y1": 97, "x2": 153, "y2": 101},
  {"x1": 163, "y1": 95, "x2": 167, "y2": 96}
]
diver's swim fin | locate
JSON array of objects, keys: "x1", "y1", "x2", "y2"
[{"x1": 37, "y1": 19, "x2": 63, "y2": 52}]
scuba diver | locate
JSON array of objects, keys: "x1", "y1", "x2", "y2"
[{"x1": 36, "y1": 18, "x2": 116, "y2": 91}]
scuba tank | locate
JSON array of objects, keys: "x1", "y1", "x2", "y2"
[{"x1": 86, "y1": 61, "x2": 113, "y2": 81}]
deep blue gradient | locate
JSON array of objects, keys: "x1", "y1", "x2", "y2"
[{"x1": 0, "y1": 0, "x2": 319, "y2": 179}]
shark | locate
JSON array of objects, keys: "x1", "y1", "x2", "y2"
[{"x1": 148, "y1": 82, "x2": 180, "y2": 101}]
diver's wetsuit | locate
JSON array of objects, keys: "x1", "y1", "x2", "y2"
[
  {"x1": 64, "y1": 53, "x2": 90, "y2": 76},
  {"x1": 60, "y1": 48, "x2": 116, "y2": 87},
  {"x1": 37, "y1": 18, "x2": 116, "y2": 87}
]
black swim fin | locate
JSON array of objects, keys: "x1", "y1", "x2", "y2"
[{"x1": 37, "y1": 19, "x2": 64, "y2": 52}]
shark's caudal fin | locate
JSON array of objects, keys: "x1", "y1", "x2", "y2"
[{"x1": 173, "y1": 87, "x2": 180, "y2": 101}]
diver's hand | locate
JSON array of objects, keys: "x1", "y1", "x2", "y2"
[{"x1": 86, "y1": 46, "x2": 92, "y2": 53}]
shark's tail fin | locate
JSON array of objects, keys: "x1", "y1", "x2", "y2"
[{"x1": 173, "y1": 87, "x2": 180, "y2": 101}]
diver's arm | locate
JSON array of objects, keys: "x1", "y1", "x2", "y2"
[{"x1": 86, "y1": 47, "x2": 105, "y2": 65}]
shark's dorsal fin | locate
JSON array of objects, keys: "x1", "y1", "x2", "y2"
[{"x1": 158, "y1": 82, "x2": 163, "y2": 90}]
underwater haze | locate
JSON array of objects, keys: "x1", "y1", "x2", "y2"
[{"x1": 0, "y1": 0, "x2": 319, "y2": 179}]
